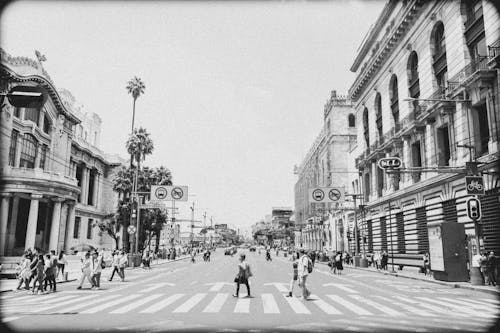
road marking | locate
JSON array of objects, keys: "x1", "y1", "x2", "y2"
[
  {"x1": 458, "y1": 297, "x2": 500, "y2": 306},
  {"x1": 415, "y1": 297, "x2": 492, "y2": 318},
  {"x1": 283, "y1": 295, "x2": 310, "y2": 314},
  {"x1": 81, "y1": 294, "x2": 144, "y2": 314},
  {"x1": 393, "y1": 295, "x2": 419, "y2": 304},
  {"x1": 403, "y1": 298, "x2": 466, "y2": 317},
  {"x1": 261, "y1": 294, "x2": 280, "y2": 314},
  {"x1": 32, "y1": 294, "x2": 97, "y2": 313},
  {"x1": 263, "y1": 282, "x2": 289, "y2": 293},
  {"x1": 60, "y1": 294, "x2": 122, "y2": 313},
  {"x1": 172, "y1": 293, "x2": 207, "y2": 313},
  {"x1": 110, "y1": 294, "x2": 164, "y2": 314},
  {"x1": 349, "y1": 295, "x2": 401, "y2": 316},
  {"x1": 141, "y1": 282, "x2": 175, "y2": 293},
  {"x1": 139, "y1": 293, "x2": 184, "y2": 313},
  {"x1": 438, "y1": 297, "x2": 498, "y2": 313},
  {"x1": 41, "y1": 295, "x2": 79, "y2": 304},
  {"x1": 234, "y1": 298, "x2": 250, "y2": 313},
  {"x1": 309, "y1": 294, "x2": 341, "y2": 315},
  {"x1": 2, "y1": 316, "x2": 20, "y2": 323},
  {"x1": 326, "y1": 295, "x2": 372, "y2": 315},
  {"x1": 206, "y1": 282, "x2": 233, "y2": 292},
  {"x1": 323, "y1": 283, "x2": 358, "y2": 294},
  {"x1": 203, "y1": 293, "x2": 228, "y2": 313},
  {"x1": 374, "y1": 295, "x2": 435, "y2": 317}
]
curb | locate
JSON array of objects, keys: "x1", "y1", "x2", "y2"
[{"x1": 316, "y1": 261, "x2": 500, "y2": 295}]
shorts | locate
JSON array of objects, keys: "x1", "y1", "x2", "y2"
[{"x1": 293, "y1": 274, "x2": 298, "y2": 280}]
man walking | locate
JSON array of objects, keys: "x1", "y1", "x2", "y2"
[
  {"x1": 298, "y1": 250, "x2": 312, "y2": 300},
  {"x1": 108, "y1": 251, "x2": 122, "y2": 281},
  {"x1": 77, "y1": 252, "x2": 94, "y2": 290},
  {"x1": 233, "y1": 253, "x2": 252, "y2": 298}
]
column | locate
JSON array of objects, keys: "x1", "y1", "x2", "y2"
[
  {"x1": 34, "y1": 145, "x2": 41, "y2": 169},
  {"x1": 0, "y1": 194, "x2": 12, "y2": 256},
  {"x1": 25, "y1": 194, "x2": 42, "y2": 251},
  {"x1": 48, "y1": 198, "x2": 63, "y2": 251},
  {"x1": 14, "y1": 134, "x2": 22, "y2": 167},
  {"x1": 7, "y1": 196, "x2": 20, "y2": 253},
  {"x1": 80, "y1": 166, "x2": 88, "y2": 204},
  {"x1": 38, "y1": 108, "x2": 45, "y2": 129},
  {"x1": 92, "y1": 172, "x2": 99, "y2": 207},
  {"x1": 64, "y1": 203, "x2": 76, "y2": 252}
]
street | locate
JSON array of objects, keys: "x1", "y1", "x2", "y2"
[{"x1": 1, "y1": 250, "x2": 498, "y2": 333}]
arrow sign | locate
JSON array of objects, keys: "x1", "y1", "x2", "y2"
[
  {"x1": 263, "y1": 282, "x2": 289, "y2": 293},
  {"x1": 323, "y1": 283, "x2": 358, "y2": 294},
  {"x1": 205, "y1": 282, "x2": 233, "y2": 292}
]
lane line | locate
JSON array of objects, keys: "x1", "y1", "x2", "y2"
[
  {"x1": 326, "y1": 295, "x2": 372, "y2": 316},
  {"x1": 309, "y1": 294, "x2": 341, "y2": 315},
  {"x1": 234, "y1": 298, "x2": 250, "y2": 313},
  {"x1": 415, "y1": 297, "x2": 493, "y2": 318},
  {"x1": 283, "y1": 296, "x2": 311, "y2": 314},
  {"x1": 139, "y1": 293, "x2": 184, "y2": 313},
  {"x1": 438, "y1": 297, "x2": 499, "y2": 313},
  {"x1": 30, "y1": 294, "x2": 97, "y2": 313},
  {"x1": 110, "y1": 294, "x2": 164, "y2": 314},
  {"x1": 172, "y1": 293, "x2": 207, "y2": 313},
  {"x1": 80, "y1": 294, "x2": 144, "y2": 314},
  {"x1": 203, "y1": 293, "x2": 228, "y2": 313},
  {"x1": 373, "y1": 295, "x2": 435, "y2": 317},
  {"x1": 261, "y1": 294, "x2": 280, "y2": 314}
]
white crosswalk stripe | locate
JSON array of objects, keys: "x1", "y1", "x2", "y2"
[
  {"x1": 139, "y1": 293, "x2": 184, "y2": 313},
  {"x1": 81, "y1": 294, "x2": 144, "y2": 314},
  {"x1": 60, "y1": 294, "x2": 122, "y2": 313},
  {"x1": 283, "y1": 295, "x2": 310, "y2": 314},
  {"x1": 203, "y1": 293, "x2": 228, "y2": 313},
  {"x1": 110, "y1": 294, "x2": 164, "y2": 314},
  {"x1": 373, "y1": 295, "x2": 435, "y2": 317},
  {"x1": 326, "y1": 295, "x2": 372, "y2": 315},
  {"x1": 457, "y1": 297, "x2": 500, "y2": 306},
  {"x1": 309, "y1": 295, "x2": 341, "y2": 314},
  {"x1": 234, "y1": 298, "x2": 250, "y2": 313},
  {"x1": 261, "y1": 294, "x2": 280, "y2": 314},
  {"x1": 349, "y1": 294, "x2": 402, "y2": 316},
  {"x1": 32, "y1": 294, "x2": 98, "y2": 313},
  {"x1": 172, "y1": 293, "x2": 207, "y2": 313},
  {"x1": 438, "y1": 297, "x2": 499, "y2": 314},
  {"x1": 415, "y1": 297, "x2": 492, "y2": 318}
]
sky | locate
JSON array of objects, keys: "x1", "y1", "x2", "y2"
[{"x1": 1, "y1": 0, "x2": 385, "y2": 234}]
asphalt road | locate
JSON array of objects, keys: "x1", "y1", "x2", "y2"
[{"x1": 1, "y1": 249, "x2": 499, "y2": 333}]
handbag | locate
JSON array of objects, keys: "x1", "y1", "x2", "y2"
[{"x1": 234, "y1": 274, "x2": 240, "y2": 283}]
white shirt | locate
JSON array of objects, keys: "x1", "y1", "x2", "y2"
[
  {"x1": 297, "y1": 255, "x2": 310, "y2": 277},
  {"x1": 471, "y1": 254, "x2": 482, "y2": 268}
]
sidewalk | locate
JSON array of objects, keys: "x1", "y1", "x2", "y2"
[
  {"x1": 0, "y1": 255, "x2": 189, "y2": 293},
  {"x1": 317, "y1": 260, "x2": 500, "y2": 295}
]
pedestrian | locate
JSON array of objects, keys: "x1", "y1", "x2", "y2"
[
  {"x1": 77, "y1": 252, "x2": 94, "y2": 289},
  {"x1": 328, "y1": 253, "x2": 335, "y2": 274},
  {"x1": 335, "y1": 251, "x2": 344, "y2": 275},
  {"x1": 27, "y1": 248, "x2": 40, "y2": 290},
  {"x1": 423, "y1": 252, "x2": 431, "y2": 275},
  {"x1": 191, "y1": 249, "x2": 196, "y2": 263},
  {"x1": 297, "y1": 250, "x2": 312, "y2": 300},
  {"x1": 32, "y1": 254, "x2": 45, "y2": 294},
  {"x1": 91, "y1": 251, "x2": 103, "y2": 289},
  {"x1": 381, "y1": 251, "x2": 388, "y2": 270},
  {"x1": 374, "y1": 251, "x2": 381, "y2": 270},
  {"x1": 56, "y1": 250, "x2": 67, "y2": 280},
  {"x1": 287, "y1": 252, "x2": 299, "y2": 297},
  {"x1": 43, "y1": 252, "x2": 57, "y2": 292},
  {"x1": 108, "y1": 251, "x2": 121, "y2": 281},
  {"x1": 486, "y1": 252, "x2": 497, "y2": 286},
  {"x1": 480, "y1": 252, "x2": 488, "y2": 284},
  {"x1": 15, "y1": 252, "x2": 31, "y2": 291},
  {"x1": 233, "y1": 253, "x2": 252, "y2": 298},
  {"x1": 118, "y1": 250, "x2": 128, "y2": 282},
  {"x1": 310, "y1": 251, "x2": 316, "y2": 267}
]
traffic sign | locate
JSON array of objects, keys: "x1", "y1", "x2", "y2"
[
  {"x1": 127, "y1": 225, "x2": 136, "y2": 234},
  {"x1": 140, "y1": 200, "x2": 166, "y2": 209},
  {"x1": 150, "y1": 185, "x2": 188, "y2": 201},
  {"x1": 308, "y1": 187, "x2": 345, "y2": 203},
  {"x1": 377, "y1": 157, "x2": 402, "y2": 170},
  {"x1": 465, "y1": 176, "x2": 484, "y2": 195},
  {"x1": 466, "y1": 198, "x2": 481, "y2": 221}
]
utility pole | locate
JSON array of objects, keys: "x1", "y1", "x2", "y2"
[
  {"x1": 190, "y1": 202, "x2": 195, "y2": 249},
  {"x1": 203, "y1": 211, "x2": 207, "y2": 246}
]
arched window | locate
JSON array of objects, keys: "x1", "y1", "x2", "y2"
[
  {"x1": 375, "y1": 93, "x2": 383, "y2": 143},
  {"x1": 348, "y1": 114, "x2": 355, "y2": 127},
  {"x1": 363, "y1": 108, "x2": 369, "y2": 147},
  {"x1": 389, "y1": 75, "x2": 400, "y2": 130},
  {"x1": 431, "y1": 22, "x2": 448, "y2": 92},
  {"x1": 19, "y1": 134, "x2": 38, "y2": 169},
  {"x1": 407, "y1": 51, "x2": 420, "y2": 114}
]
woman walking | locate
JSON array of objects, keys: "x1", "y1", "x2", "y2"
[
  {"x1": 57, "y1": 250, "x2": 67, "y2": 280},
  {"x1": 335, "y1": 251, "x2": 344, "y2": 275},
  {"x1": 287, "y1": 253, "x2": 299, "y2": 297},
  {"x1": 32, "y1": 254, "x2": 45, "y2": 294},
  {"x1": 118, "y1": 251, "x2": 128, "y2": 282},
  {"x1": 77, "y1": 252, "x2": 94, "y2": 290},
  {"x1": 233, "y1": 254, "x2": 252, "y2": 298},
  {"x1": 15, "y1": 252, "x2": 31, "y2": 291},
  {"x1": 108, "y1": 251, "x2": 122, "y2": 281}
]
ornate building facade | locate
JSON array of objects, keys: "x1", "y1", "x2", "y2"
[
  {"x1": 0, "y1": 49, "x2": 126, "y2": 256},
  {"x1": 349, "y1": 0, "x2": 500, "y2": 259}
]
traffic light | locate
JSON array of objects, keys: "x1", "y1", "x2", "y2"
[{"x1": 466, "y1": 198, "x2": 481, "y2": 221}]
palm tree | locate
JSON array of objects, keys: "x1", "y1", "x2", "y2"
[
  {"x1": 126, "y1": 76, "x2": 145, "y2": 134},
  {"x1": 126, "y1": 127, "x2": 154, "y2": 170}
]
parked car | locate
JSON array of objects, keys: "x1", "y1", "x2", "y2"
[{"x1": 249, "y1": 246, "x2": 256, "y2": 252}]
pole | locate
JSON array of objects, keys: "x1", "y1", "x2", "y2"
[
  {"x1": 190, "y1": 202, "x2": 195, "y2": 249},
  {"x1": 388, "y1": 200, "x2": 396, "y2": 273},
  {"x1": 135, "y1": 195, "x2": 141, "y2": 254}
]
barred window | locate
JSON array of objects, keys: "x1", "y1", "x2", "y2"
[
  {"x1": 74, "y1": 217, "x2": 81, "y2": 239},
  {"x1": 8, "y1": 130, "x2": 19, "y2": 166},
  {"x1": 39, "y1": 145, "x2": 48, "y2": 170},
  {"x1": 43, "y1": 114, "x2": 50, "y2": 134},
  {"x1": 19, "y1": 134, "x2": 38, "y2": 169},
  {"x1": 24, "y1": 108, "x2": 40, "y2": 125}
]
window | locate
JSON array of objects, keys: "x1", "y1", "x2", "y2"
[
  {"x1": 411, "y1": 141, "x2": 422, "y2": 182},
  {"x1": 377, "y1": 166, "x2": 384, "y2": 197},
  {"x1": 432, "y1": 22, "x2": 446, "y2": 58},
  {"x1": 24, "y1": 108, "x2": 40, "y2": 125},
  {"x1": 431, "y1": 22, "x2": 448, "y2": 93},
  {"x1": 363, "y1": 108, "x2": 369, "y2": 147},
  {"x1": 375, "y1": 93, "x2": 383, "y2": 143},
  {"x1": 327, "y1": 119, "x2": 331, "y2": 133},
  {"x1": 407, "y1": 51, "x2": 420, "y2": 99},
  {"x1": 364, "y1": 172, "x2": 371, "y2": 202},
  {"x1": 466, "y1": 0, "x2": 483, "y2": 26},
  {"x1": 436, "y1": 125, "x2": 451, "y2": 166},
  {"x1": 74, "y1": 216, "x2": 81, "y2": 239},
  {"x1": 39, "y1": 145, "x2": 48, "y2": 170},
  {"x1": 389, "y1": 75, "x2": 400, "y2": 131},
  {"x1": 87, "y1": 218, "x2": 93, "y2": 239},
  {"x1": 472, "y1": 103, "x2": 490, "y2": 157},
  {"x1": 8, "y1": 130, "x2": 19, "y2": 166},
  {"x1": 43, "y1": 115, "x2": 50, "y2": 134},
  {"x1": 76, "y1": 165, "x2": 83, "y2": 202},
  {"x1": 88, "y1": 171, "x2": 95, "y2": 205},
  {"x1": 348, "y1": 114, "x2": 355, "y2": 127},
  {"x1": 14, "y1": 108, "x2": 20, "y2": 118},
  {"x1": 19, "y1": 134, "x2": 38, "y2": 169}
]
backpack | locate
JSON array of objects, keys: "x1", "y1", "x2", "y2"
[{"x1": 307, "y1": 258, "x2": 313, "y2": 273}]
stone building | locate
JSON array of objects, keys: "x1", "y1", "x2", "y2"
[
  {"x1": 294, "y1": 91, "x2": 357, "y2": 251},
  {"x1": 349, "y1": 0, "x2": 500, "y2": 260},
  {"x1": 0, "y1": 49, "x2": 126, "y2": 256}
]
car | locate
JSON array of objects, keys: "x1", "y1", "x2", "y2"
[{"x1": 249, "y1": 246, "x2": 256, "y2": 252}]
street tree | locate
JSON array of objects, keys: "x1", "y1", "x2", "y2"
[{"x1": 126, "y1": 76, "x2": 145, "y2": 134}]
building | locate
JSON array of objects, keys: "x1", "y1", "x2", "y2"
[
  {"x1": 294, "y1": 91, "x2": 357, "y2": 252},
  {"x1": 0, "y1": 49, "x2": 126, "y2": 256},
  {"x1": 349, "y1": 0, "x2": 499, "y2": 263}
]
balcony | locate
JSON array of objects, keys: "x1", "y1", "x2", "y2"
[
  {"x1": 399, "y1": 108, "x2": 425, "y2": 138},
  {"x1": 488, "y1": 39, "x2": 500, "y2": 69},
  {"x1": 412, "y1": 87, "x2": 455, "y2": 124},
  {"x1": 0, "y1": 166, "x2": 79, "y2": 195},
  {"x1": 447, "y1": 56, "x2": 494, "y2": 94}
]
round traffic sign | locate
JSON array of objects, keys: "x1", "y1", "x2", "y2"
[
  {"x1": 312, "y1": 189, "x2": 325, "y2": 201},
  {"x1": 155, "y1": 187, "x2": 168, "y2": 200},
  {"x1": 127, "y1": 225, "x2": 136, "y2": 234},
  {"x1": 171, "y1": 187, "x2": 184, "y2": 200},
  {"x1": 329, "y1": 189, "x2": 342, "y2": 201}
]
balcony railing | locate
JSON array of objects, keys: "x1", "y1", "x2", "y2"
[
  {"x1": 447, "y1": 56, "x2": 490, "y2": 92},
  {"x1": 1, "y1": 166, "x2": 78, "y2": 187},
  {"x1": 488, "y1": 39, "x2": 500, "y2": 58}
]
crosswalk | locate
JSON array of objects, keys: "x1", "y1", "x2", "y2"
[{"x1": 2, "y1": 291, "x2": 498, "y2": 319}]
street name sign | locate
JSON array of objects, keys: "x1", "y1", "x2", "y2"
[
  {"x1": 465, "y1": 176, "x2": 484, "y2": 195},
  {"x1": 140, "y1": 199, "x2": 167, "y2": 209},
  {"x1": 151, "y1": 185, "x2": 188, "y2": 202},
  {"x1": 308, "y1": 187, "x2": 345, "y2": 203}
]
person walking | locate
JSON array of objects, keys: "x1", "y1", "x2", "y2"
[
  {"x1": 118, "y1": 250, "x2": 128, "y2": 282},
  {"x1": 108, "y1": 251, "x2": 121, "y2": 281},
  {"x1": 56, "y1": 250, "x2": 67, "y2": 280},
  {"x1": 298, "y1": 250, "x2": 312, "y2": 300},
  {"x1": 328, "y1": 253, "x2": 335, "y2": 274},
  {"x1": 486, "y1": 252, "x2": 497, "y2": 286},
  {"x1": 43, "y1": 252, "x2": 57, "y2": 292},
  {"x1": 15, "y1": 252, "x2": 31, "y2": 291},
  {"x1": 480, "y1": 252, "x2": 488, "y2": 284},
  {"x1": 27, "y1": 248, "x2": 40, "y2": 290},
  {"x1": 381, "y1": 251, "x2": 388, "y2": 270},
  {"x1": 77, "y1": 252, "x2": 94, "y2": 290},
  {"x1": 374, "y1": 251, "x2": 381, "y2": 270},
  {"x1": 335, "y1": 251, "x2": 344, "y2": 275},
  {"x1": 233, "y1": 253, "x2": 252, "y2": 298},
  {"x1": 32, "y1": 254, "x2": 45, "y2": 294},
  {"x1": 91, "y1": 251, "x2": 103, "y2": 289},
  {"x1": 423, "y1": 252, "x2": 431, "y2": 276},
  {"x1": 287, "y1": 252, "x2": 299, "y2": 297},
  {"x1": 309, "y1": 251, "x2": 316, "y2": 267}
]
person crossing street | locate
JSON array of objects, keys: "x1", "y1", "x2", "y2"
[
  {"x1": 233, "y1": 253, "x2": 252, "y2": 298},
  {"x1": 297, "y1": 250, "x2": 312, "y2": 300}
]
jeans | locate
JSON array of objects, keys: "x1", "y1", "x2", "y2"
[
  {"x1": 91, "y1": 272, "x2": 101, "y2": 288},
  {"x1": 78, "y1": 272, "x2": 94, "y2": 287},
  {"x1": 109, "y1": 266, "x2": 122, "y2": 281},
  {"x1": 119, "y1": 267, "x2": 125, "y2": 280},
  {"x1": 299, "y1": 275, "x2": 310, "y2": 298},
  {"x1": 235, "y1": 279, "x2": 250, "y2": 296},
  {"x1": 44, "y1": 275, "x2": 56, "y2": 291}
]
